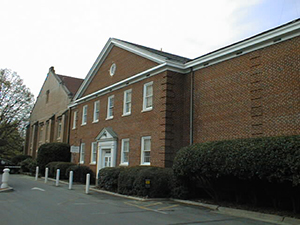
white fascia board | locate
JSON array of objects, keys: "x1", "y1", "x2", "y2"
[
  {"x1": 73, "y1": 38, "x2": 115, "y2": 100},
  {"x1": 186, "y1": 20, "x2": 300, "y2": 69},
  {"x1": 72, "y1": 63, "x2": 167, "y2": 106},
  {"x1": 111, "y1": 39, "x2": 167, "y2": 64}
]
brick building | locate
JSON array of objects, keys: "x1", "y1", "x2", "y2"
[
  {"x1": 25, "y1": 67, "x2": 83, "y2": 158},
  {"x1": 69, "y1": 19, "x2": 300, "y2": 177}
]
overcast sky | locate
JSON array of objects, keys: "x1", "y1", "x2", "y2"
[{"x1": 1, "y1": 0, "x2": 299, "y2": 98}]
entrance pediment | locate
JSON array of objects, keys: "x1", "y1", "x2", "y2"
[{"x1": 96, "y1": 127, "x2": 118, "y2": 141}]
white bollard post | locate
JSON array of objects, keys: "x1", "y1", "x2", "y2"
[
  {"x1": 45, "y1": 168, "x2": 49, "y2": 183},
  {"x1": 55, "y1": 169, "x2": 60, "y2": 187},
  {"x1": 69, "y1": 171, "x2": 73, "y2": 190},
  {"x1": 1, "y1": 168, "x2": 10, "y2": 188},
  {"x1": 35, "y1": 166, "x2": 39, "y2": 181},
  {"x1": 85, "y1": 173, "x2": 90, "y2": 194}
]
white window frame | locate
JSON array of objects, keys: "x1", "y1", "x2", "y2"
[
  {"x1": 80, "y1": 143, "x2": 85, "y2": 164},
  {"x1": 90, "y1": 142, "x2": 97, "y2": 164},
  {"x1": 82, "y1": 105, "x2": 88, "y2": 125},
  {"x1": 141, "y1": 136, "x2": 151, "y2": 165},
  {"x1": 123, "y1": 89, "x2": 132, "y2": 116},
  {"x1": 106, "y1": 95, "x2": 114, "y2": 120},
  {"x1": 142, "y1": 82, "x2": 153, "y2": 112},
  {"x1": 120, "y1": 139, "x2": 130, "y2": 165},
  {"x1": 72, "y1": 111, "x2": 77, "y2": 129},
  {"x1": 93, "y1": 100, "x2": 100, "y2": 123},
  {"x1": 57, "y1": 118, "x2": 62, "y2": 140}
]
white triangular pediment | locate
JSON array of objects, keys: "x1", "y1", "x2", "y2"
[{"x1": 95, "y1": 127, "x2": 117, "y2": 141}]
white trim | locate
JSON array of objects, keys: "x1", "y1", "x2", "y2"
[
  {"x1": 186, "y1": 19, "x2": 300, "y2": 70},
  {"x1": 90, "y1": 142, "x2": 97, "y2": 164},
  {"x1": 120, "y1": 139, "x2": 129, "y2": 166},
  {"x1": 93, "y1": 100, "x2": 100, "y2": 123},
  {"x1": 72, "y1": 111, "x2": 77, "y2": 129},
  {"x1": 123, "y1": 89, "x2": 132, "y2": 116},
  {"x1": 80, "y1": 143, "x2": 85, "y2": 164},
  {"x1": 106, "y1": 95, "x2": 114, "y2": 120},
  {"x1": 142, "y1": 82, "x2": 153, "y2": 112},
  {"x1": 81, "y1": 105, "x2": 88, "y2": 125},
  {"x1": 141, "y1": 136, "x2": 151, "y2": 165}
]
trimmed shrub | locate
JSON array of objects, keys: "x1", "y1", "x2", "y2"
[
  {"x1": 46, "y1": 161, "x2": 75, "y2": 179},
  {"x1": 98, "y1": 167, "x2": 125, "y2": 192},
  {"x1": 117, "y1": 166, "x2": 173, "y2": 198},
  {"x1": 37, "y1": 143, "x2": 71, "y2": 174},
  {"x1": 173, "y1": 135, "x2": 300, "y2": 211},
  {"x1": 118, "y1": 166, "x2": 144, "y2": 196},
  {"x1": 66, "y1": 165, "x2": 95, "y2": 184},
  {"x1": 20, "y1": 158, "x2": 37, "y2": 175},
  {"x1": 11, "y1": 155, "x2": 32, "y2": 165}
]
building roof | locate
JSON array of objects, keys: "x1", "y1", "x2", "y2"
[
  {"x1": 114, "y1": 39, "x2": 191, "y2": 64},
  {"x1": 56, "y1": 74, "x2": 84, "y2": 96}
]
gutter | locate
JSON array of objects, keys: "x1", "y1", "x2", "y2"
[{"x1": 190, "y1": 67, "x2": 194, "y2": 145}]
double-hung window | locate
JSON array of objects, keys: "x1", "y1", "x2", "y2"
[
  {"x1": 123, "y1": 89, "x2": 132, "y2": 116},
  {"x1": 72, "y1": 111, "x2": 77, "y2": 129},
  {"x1": 107, "y1": 95, "x2": 114, "y2": 119},
  {"x1": 57, "y1": 118, "x2": 62, "y2": 140},
  {"x1": 93, "y1": 100, "x2": 100, "y2": 122},
  {"x1": 143, "y1": 82, "x2": 153, "y2": 111},
  {"x1": 80, "y1": 143, "x2": 85, "y2": 164},
  {"x1": 82, "y1": 105, "x2": 88, "y2": 125},
  {"x1": 90, "y1": 142, "x2": 97, "y2": 164},
  {"x1": 121, "y1": 139, "x2": 130, "y2": 165},
  {"x1": 141, "y1": 136, "x2": 151, "y2": 165}
]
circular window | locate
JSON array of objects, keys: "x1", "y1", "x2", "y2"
[{"x1": 110, "y1": 63, "x2": 116, "y2": 76}]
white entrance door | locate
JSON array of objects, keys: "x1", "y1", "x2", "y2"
[{"x1": 103, "y1": 149, "x2": 112, "y2": 167}]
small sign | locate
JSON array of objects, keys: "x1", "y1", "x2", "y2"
[{"x1": 71, "y1": 146, "x2": 80, "y2": 153}]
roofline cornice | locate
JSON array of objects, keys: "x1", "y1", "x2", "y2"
[{"x1": 186, "y1": 19, "x2": 300, "y2": 70}]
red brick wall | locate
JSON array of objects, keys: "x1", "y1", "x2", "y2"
[
  {"x1": 82, "y1": 46, "x2": 158, "y2": 97},
  {"x1": 70, "y1": 71, "x2": 173, "y2": 174},
  {"x1": 190, "y1": 36, "x2": 300, "y2": 143}
]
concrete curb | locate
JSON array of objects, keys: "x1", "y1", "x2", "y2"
[
  {"x1": 36, "y1": 176, "x2": 300, "y2": 225},
  {"x1": 0, "y1": 187, "x2": 14, "y2": 192},
  {"x1": 172, "y1": 199, "x2": 300, "y2": 225}
]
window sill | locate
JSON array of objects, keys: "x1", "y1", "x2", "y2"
[
  {"x1": 122, "y1": 113, "x2": 131, "y2": 117},
  {"x1": 106, "y1": 116, "x2": 114, "y2": 120},
  {"x1": 119, "y1": 163, "x2": 129, "y2": 166},
  {"x1": 81, "y1": 123, "x2": 87, "y2": 126},
  {"x1": 90, "y1": 162, "x2": 96, "y2": 165},
  {"x1": 141, "y1": 162, "x2": 150, "y2": 166},
  {"x1": 92, "y1": 120, "x2": 99, "y2": 124},
  {"x1": 141, "y1": 108, "x2": 152, "y2": 113}
]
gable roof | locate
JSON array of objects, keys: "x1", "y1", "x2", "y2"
[
  {"x1": 73, "y1": 18, "x2": 300, "y2": 104},
  {"x1": 56, "y1": 74, "x2": 84, "y2": 97},
  {"x1": 73, "y1": 38, "x2": 191, "y2": 101}
]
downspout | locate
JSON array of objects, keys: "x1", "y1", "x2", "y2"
[{"x1": 189, "y1": 67, "x2": 195, "y2": 145}]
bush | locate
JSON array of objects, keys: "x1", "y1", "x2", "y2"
[
  {"x1": 37, "y1": 143, "x2": 71, "y2": 174},
  {"x1": 11, "y1": 155, "x2": 32, "y2": 165},
  {"x1": 66, "y1": 165, "x2": 95, "y2": 184},
  {"x1": 98, "y1": 167, "x2": 125, "y2": 192},
  {"x1": 117, "y1": 166, "x2": 173, "y2": 198},
  {"x1": 173, "y1": 135, "x2": 300, "y2": 211},
  {"x1": 46, "y1": 161, "x2": 75, "y2": 179},
  {"x1": 20, "y1": 158, "x2": 37, "y2": 175}
]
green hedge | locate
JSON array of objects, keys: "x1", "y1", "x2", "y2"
[
  {"x1": 173, "y1": 135, "x2": 300, "y2": 211},
  {"x1": 46, "y1": 161, "x2": 75, "y2": 179},
  {"x1": 66, "y1": 165, "x2": 95, "y2": 184},
  {"x1": 98, "y1": 167, "x2": 125, "y2": 192},
  {"x1": 11, "y1": 155, "x2": 32, "y2": 165},
  {"x1": 20, "y1": 158, "x2": 37, "y2": 175},
  {"x1": 173, "y1": 135, "x2": 300, "y2": 185},
  {"x1": 37, "y1": 143, "x2": 71, "y2": 174},
  {"x1": 98, "y1": 166, "x2": 173, "y2": 198}
]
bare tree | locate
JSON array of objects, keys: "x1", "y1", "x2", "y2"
[{"x1": 0, "y1": 69, "x2": 34, "y2": 158}]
